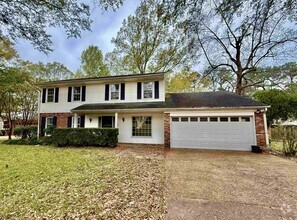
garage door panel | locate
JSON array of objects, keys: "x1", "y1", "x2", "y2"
[{"x1": 171, "y1": 117, "x2": 255, "y2": 151}]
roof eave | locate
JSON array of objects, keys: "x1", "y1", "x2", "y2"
[
  {"x1": 71, "y1": 105, "x2": 270, "y2": 113},
  {"x1": 35, "y1": 72, "x2": 166, "y2": 87}
]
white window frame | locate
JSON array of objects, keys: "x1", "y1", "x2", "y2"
[
  {"x1": 110, "y1": 84, "x2": 120, "y2": 100},
  {"x1": 71, "y1": 117, "x2": 81, "y2": 128},
  {"x1": 47, "y1": 88, "x2": 55, "y2": 103},
  {"x1": 45, "y1": 117, "x2": 54, "y2": 136},
  {"x1": 132, "y1": 116, "x2": 152, "y2": 137},
  {"x1": 73, "y1": 86, "x2": 81, "y2": 102},
  {"x1": 142, "y1": 81, "x2": 154, "y2": 99}
]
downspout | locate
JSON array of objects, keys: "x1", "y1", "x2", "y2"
[
  {"x1": 263, "y1": 108, "x2": 269, "y2": 147},
  {"x1": 37, "y1": 89, "x2": 41, "y2": 140}
]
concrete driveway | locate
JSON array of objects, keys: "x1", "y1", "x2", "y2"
[{"x1": 165, "y1": 149, "x2": 297, "y2": 220}]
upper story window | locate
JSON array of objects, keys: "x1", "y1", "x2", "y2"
[
  {"x1": 73, "y1": 86, "x2": 81, "y2": 101},
  {"x1": 47, "y1": 88, "x2": 55, "y2": 102},
  {"x1": 143, "y1": 82, "x2": 153, "y2": 98},
  {"x1": 111, "y1": 84, "x2": 120, "y2": 100}
]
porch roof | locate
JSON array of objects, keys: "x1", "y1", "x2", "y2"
[{"x1": 71, "y1": 91, "x2": 268, "y2": 112}]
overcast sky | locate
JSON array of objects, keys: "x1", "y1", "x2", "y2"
[{"x1": 15, "y1": 0, "x2": 140, "y2": 72}]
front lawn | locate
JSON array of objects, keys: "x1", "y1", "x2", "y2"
[{"x1": 0, "y1": 145, "x2": 165, "y2": 219}]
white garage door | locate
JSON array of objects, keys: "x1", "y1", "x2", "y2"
[{"x1": 171, "y1": 116, "x2": 256, "y2": 151}]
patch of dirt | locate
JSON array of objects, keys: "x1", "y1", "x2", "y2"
[{"x1": 116, "y1": 144, "x2": 165, "y2": 160}]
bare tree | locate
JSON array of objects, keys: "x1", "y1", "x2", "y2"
[{"x1": 164, "y1": 0, "x2": 297, "y2": 95}]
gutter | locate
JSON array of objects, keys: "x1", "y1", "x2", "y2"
[{"x1": 70, "y1": 105, "x2": 270, "y2": 113}]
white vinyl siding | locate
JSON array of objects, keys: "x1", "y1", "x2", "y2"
[{"x1": 40, "y1": 79, "x2": 165, "y2": 113}]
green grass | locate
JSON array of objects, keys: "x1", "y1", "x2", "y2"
[
  {"x1": 270, "y1": 140, "x2": 283, "y2": 152},
  {"x1": 0, "y1": 144, "x2": 165, "y2": 219}
]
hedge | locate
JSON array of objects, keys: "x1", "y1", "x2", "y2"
[
  {"x1": 13, "y1": 126, "x2": 37, "y2": 140},
  {"x1": 3, "y1": 139, "x2": 42, "y2": 145},
  {"x1": 52, "y1": 128, "x2": 119, "y2": 147}
]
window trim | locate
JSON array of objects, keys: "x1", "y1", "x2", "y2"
[
  {"x1": 142, "y1": 81, "x2": 154, "y2": 99},
  {"x1": 47, "y1": 88, "x2": 55, "y2": 103},
  {"x1": 72, "y1": 86, "x2": 82, "y2": 102},
  {"x1": 110, "y1": 84, "x2": 120, "y2": 100},
  {"x1": 71, "y1": 116, "x2": 81, "y2": 128},
  {"x1": 132, "y1": 116, "x2": 152, "y2": 137},
  {"x1": 45, "y1": 117, "x2": 54, "y2": 136}
]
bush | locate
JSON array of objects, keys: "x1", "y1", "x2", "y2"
[
  {"x1": 0, "y1": 130, "x2": 6, "y2": 136},
  {"x1": 3, "y1": 139, "x2": 42, "y2": 145},
  {"x1": 13, "y1": 126, "x2": 37, "y2": 140},
  {"x1": 274, "y1": 126, "x2": 297, "y2": 156},
  {"x1": 52, "y1": 128, "x2": 119, "y2": 147},
  {"x1": 41, "y1": 136, "x2": 53, "y2": 145},
  {"x1": 44, "y1": 126, "x2": 55, "y2": 136}
]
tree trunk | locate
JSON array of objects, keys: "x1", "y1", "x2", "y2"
[
  {"x1": 8, "y1": 120, "x2": 12, "y2": 140},
  {"x1": 235, "y1": 71, "x2": 244, "y2": 95}
]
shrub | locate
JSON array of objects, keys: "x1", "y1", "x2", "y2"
[
  {"x1": 274, "y1": 126, "x2": 297, "y2": 156},
  {"x1": 13, "y1": 126, "x2": 37, "y2": 140},
  {"x1": 41, "y1": 136, "x2": 53, "y2": 145},
  {"x1": 52, "y1": 128, "x2": 119, "y2": 147},
  {"x1": 3, "y1": 139, "x2": 42, "y2": 145},
  {"x1": 44, "y1": 126, "x2": 55, "y2": 136}
]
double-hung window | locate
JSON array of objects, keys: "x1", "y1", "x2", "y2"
[
  {"x1": 47, "y1": 88, "x2": 55, "y2": 102},
  {"x1": 73, "y1": 87, "x2": 81, "y2": 101},
  {"x1": 71, "y1": 117, "x2": 81, "y2": 127},
  {"x1": 143, "y1": 82, "x2": 153, "y2": 98},
  {"x1": 111, "y1": 84, "x2": 120, "y2": 100},
  {"x1": 132, "y1": 116, "x2": 152, "y2": 137},
  {"x1": 46, "y1": 117, "x2": 53, "y2": 128}
]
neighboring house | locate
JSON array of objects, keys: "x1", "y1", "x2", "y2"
[{"x1": 36, "y1": 72, "x2": 269, "y2": 151}]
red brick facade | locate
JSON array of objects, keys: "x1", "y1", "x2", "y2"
[
  {"x1": 40, "y1": 113, "x2": 72, "y2": 128},
  {"x1": 164, "y1": 113, "x2": 170, "y2": 148},
  {"x1": 254, "y1": 112, "x2": 267, "y2": 148}
]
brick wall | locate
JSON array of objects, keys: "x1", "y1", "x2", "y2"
[
  {"x1": 40, "y1": 113, "x2": 72, "y2": 128},
  {"x1": 164, "y1": 113, "x2": 170, "y2": 148},
  {"x1": 254, "y1": 112, "x2": 267, "y2": 148}
]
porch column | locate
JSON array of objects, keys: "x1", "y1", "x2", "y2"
[
  {"x1": 114, "y1": 112, "x2": 118, "y2": 128},
  {"x1": 74, "y1": 113, "x2": 78, "y2": 128}
]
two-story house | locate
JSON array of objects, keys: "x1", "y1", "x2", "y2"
[{"x1": 36, "y1": 72, "x2": 269, "y2": 151}]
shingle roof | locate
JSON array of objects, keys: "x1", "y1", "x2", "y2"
[
  {"x1": 71, "y1": 91, "x2": 268, "y2": 112},
  {"x1": 35, "y1": 72, "x2": 165, "y2": 86}
]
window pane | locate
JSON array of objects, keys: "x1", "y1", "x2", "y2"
[
  {"x1": 231, "y1": 117, "x2": 239, "y2": 122},
  {"x1": 73, "y1": 87, "x2": 81, "y2": 101},
  {"x1": 111, "y1": 84, "x2": 119, "y2": 100},
  {"x1": 210, "y1": 117, "x2": 218, "y2": 122},
  {"x1": 181, "y1": 117, "x2": 189, "y2": 122},
  {"x1": 46, "y1": 117, "x2": 53, "y2": 128},
  {"x1": 143, "y1": 82, "x2": 153, "y2": 98},
  {"x1": 200, "y1": 117, "x2": 208, "y2": 122},
  {"x1": 72, "y1": 117, "x2": 81, "y2": 127},
  {"x1": 172, "y1": 117, "x2": 179, "y2": 122},
  {"x1": 47, "y1": 88, "x2": 54, "y2": 102},
  {"x1": 241, "y1": 117, "x2": 251, "y2": 122},
  {"x1": 220, "y1": 117, "x2": 229, "y2": 122},
  {"x1": 132, "y1": 116, "x2": 152, "y2": 136},
  {"x1": 190, "y1": 117, "x2": 198, "y2": 122}
]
